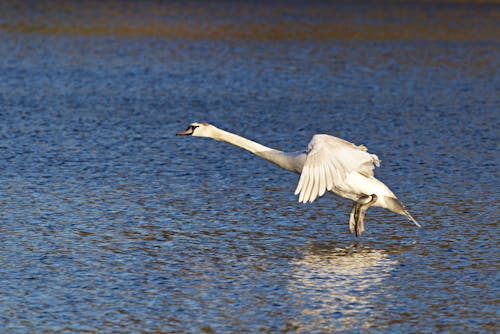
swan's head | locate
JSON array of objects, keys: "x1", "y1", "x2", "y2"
[{"x1": 176, "y1": 122, "x2": 216, "y2": 138}]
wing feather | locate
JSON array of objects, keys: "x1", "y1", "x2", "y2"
[
  {"x1": 295, "y1": 134, "x2": 380, "y2": 203},
  {"x1": 318, "y1": 164, "x2": 326, "y2": 197},
  {"x1": 325, "y1": 161, "x2": 335, "y2": 191},
  {"x1": 303, "y1": 168, "x2": 314, "y2": 203},
  {"x1": 311, "y1": 166, "x2": 320, "y2": 202},
  {"x1": 294, "y1": 169, "x2": 306, "y2": 195}
]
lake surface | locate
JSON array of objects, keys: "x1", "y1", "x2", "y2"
[{"x1": 0, "y1": 2, "x2": 498, "y2": 333}]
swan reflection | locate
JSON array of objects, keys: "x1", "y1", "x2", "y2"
[{"x1": 289, "y1": 243, "x2": 397, "y2": 332}]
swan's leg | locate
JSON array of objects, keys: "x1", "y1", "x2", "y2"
[
  {"x1": 349, "y1": 202, "x2": 359, "y2": 234},
  {"x1": 355, "y1": 194, "x2": 378, "y2": 237},
  {"x1": 351, "y1": 195, "x2": 370, "y2": 237}
]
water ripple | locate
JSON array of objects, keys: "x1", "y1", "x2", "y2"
[{"x1": 0, "y1": 2, "x2": 498, "y2": 333}]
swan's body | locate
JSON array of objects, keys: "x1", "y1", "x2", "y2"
[{"x1": 177, "y1": 122, "x2": 420, "y2": 236}]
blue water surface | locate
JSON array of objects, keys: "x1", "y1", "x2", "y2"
[{"x1": 0, "y1": 2, "x2": 498, "y2": 333}]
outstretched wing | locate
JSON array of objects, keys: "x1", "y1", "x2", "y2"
[{"x1": 294, "y1": 134, "x2": 380, "y2": 203}]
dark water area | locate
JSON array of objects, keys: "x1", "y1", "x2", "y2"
[{"x1": 1, "y1": 2, "x2": 499, "y2": 333}]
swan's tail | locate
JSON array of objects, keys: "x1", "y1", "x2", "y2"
[
  {"x1": 403, "y1": 210, "x2": 422, "y2": 228},
  {"x1": 385, "y1": 196, "x2": 422, "y2": 228}
]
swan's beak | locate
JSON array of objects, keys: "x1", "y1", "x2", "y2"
[{"x1": 176, "y1": 127, "x2": 193, "y2": 136}]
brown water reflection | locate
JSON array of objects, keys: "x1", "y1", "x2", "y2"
[{"x1": 1, "y1": 1, "x2": 498, "y2": 41}]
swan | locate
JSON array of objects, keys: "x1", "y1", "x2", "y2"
[{"x1": 177, "y1": 122, "x2": 421, "y2": 237}]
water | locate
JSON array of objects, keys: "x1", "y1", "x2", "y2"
[{"x1": 0, "y1": 2, "x2": 498, "y2": 333}]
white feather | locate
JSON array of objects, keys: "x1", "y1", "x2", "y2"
[{"x1": 295, "y1": 134, "x2": 379, "y2": 204}]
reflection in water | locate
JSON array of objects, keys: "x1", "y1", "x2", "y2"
[{"x1": 289, "y1": 243, "x2": 397, "y2": 332}]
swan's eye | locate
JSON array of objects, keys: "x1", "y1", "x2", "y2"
[{"x1": 190, "y1": 125, "x2": 199, "y2": 132}]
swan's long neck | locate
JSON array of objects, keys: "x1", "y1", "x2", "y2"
[{"x1": 211, "y1": 127, "x2": 305, "y2": 173}]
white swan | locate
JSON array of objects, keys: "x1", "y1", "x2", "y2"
[{"x1": 177, "y1": 122, "x2": 421, "y2": 236}]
